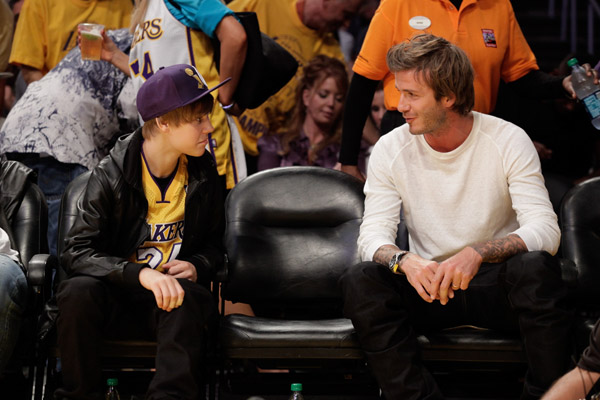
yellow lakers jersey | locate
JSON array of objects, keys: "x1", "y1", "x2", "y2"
[{"x1": 129, "y1": 153, "x2": 188, "y2": 272}]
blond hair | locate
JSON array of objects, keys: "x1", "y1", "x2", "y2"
[
  {"x1": 386, "y1": 33, "x2": 474, "y2": 115},
  {"x1": 130, "y1": 0, "x2": 149, "y2": 33}
]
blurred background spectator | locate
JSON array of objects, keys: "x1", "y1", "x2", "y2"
[
  {"x1": 227, "y1": 0, "x2": 364, "y2": 174},
  {"x1": 257, "y1": 55, "x2": 354, "y2": 171},
  {"x1": 8, "y1": 0, "x2": 133, "y2": 85},
  {"x1": 0, "y1": 0, "x2": 14, "y2": 124},
  {"x1": 0, "y1": 29, "x2": 138, "y2": 255}
]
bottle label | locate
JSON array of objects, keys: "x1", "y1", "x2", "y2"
[{"x1": 582, "y1": 92, "x2": 600, "y2": 119}]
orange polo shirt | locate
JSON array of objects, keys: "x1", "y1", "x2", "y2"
[{"x1": 354, "y1": 0, "x2": 539, "y2": 114}]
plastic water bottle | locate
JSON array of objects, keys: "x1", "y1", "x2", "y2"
[
  {"x1": 288, "y1": 383, "x2": 305, "y2": 400},
  {"x1": 567, "y1": 58, "x2": 600, "y2": 130},
  {"x1": 105, "y1": 378, "x2": 121, "y2": 400}
]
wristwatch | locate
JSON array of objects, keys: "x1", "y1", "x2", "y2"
[{"x1": 389, "y1": 250, "x2": 409, "y2": 274}]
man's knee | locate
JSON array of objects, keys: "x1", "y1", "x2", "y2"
[
  {"x1": 175, "y1": 279, "x2": 215, "y2": 320},
  {"x1": 339, "y1": 261, "x2": 384, "y2": 295},
  {"x1": 0, "y1": 258, "x2": 27, "y2": 308},
  {"x1": 57, "y1": 276, "x2": 108, "y2": 313},
  {"x1": 503, "y1": 251, "x2": 569, "y2": 306},
  {"x1": 505, "y1": 251, "x2": 561, "y2": 281}
]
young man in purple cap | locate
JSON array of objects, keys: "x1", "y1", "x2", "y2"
[{"x1": 55, "y1": 64, "x2": 229, "y2": 400}]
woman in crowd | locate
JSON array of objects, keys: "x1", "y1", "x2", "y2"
[{"x1": 257, "y1": 55, "x2": 357, "y2": 171}]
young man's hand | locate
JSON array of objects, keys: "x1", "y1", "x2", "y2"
[
  {"x1": 162, "y1": 260, "x2": 197, "y2": 282},
  {"x1": 139, "y1": 268, "x2": 185, "y2": 312}
]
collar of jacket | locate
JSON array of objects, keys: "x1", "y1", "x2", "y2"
[{"x1": 110, "y1": 127, "x2": 214, "y2": 192}]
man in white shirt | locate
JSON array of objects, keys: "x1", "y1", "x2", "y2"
[{"x1": 339, "y1": 33, "x2": 573, "y2": 400}]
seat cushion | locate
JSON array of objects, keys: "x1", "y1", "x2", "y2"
[
  {"x1": 220, "y1": 315, "x2": 527, "y2": 363},
  {"x1": 220, "y1": 314, "x2": 363, "y2": 359}
]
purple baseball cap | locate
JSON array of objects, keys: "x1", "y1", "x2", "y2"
[{"x1": 137, "y1": 64, "x2": 231, "y2": 122}]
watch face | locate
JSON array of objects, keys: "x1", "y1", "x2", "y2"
[{"x1": 389, "y1": 254, "x2": 398, "y2": 269}]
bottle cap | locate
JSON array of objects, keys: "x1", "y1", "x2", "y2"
[
  {"x1": 107, "y1": 378, "x2": 118, "y2": 386},
  {"x1": 567, "y1": 58, "x2": 579, "y2": 67},
  {"x1": 291, "y1": 383, "x2": 302, "y2": 391}
]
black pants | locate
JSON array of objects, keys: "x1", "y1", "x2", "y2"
[
  {"x1": 339, "y1": 251, "x2": 573, "y2": 400},
  {"x1": 55, "y1": 276, "x2": 216, "y2": 400}
]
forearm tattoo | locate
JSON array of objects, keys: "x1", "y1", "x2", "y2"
[
  {"x1": 373, "y1": 246, "x2": 400, "y2": 266},
  {"x1": 469, "y1": 234, "x2": 527, "y2": 264}
]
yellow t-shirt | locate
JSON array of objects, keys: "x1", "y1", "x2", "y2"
[
  {"x1": 129, "y1": 153, "x2": 188, "y2": 273},
  {"x1": 9, "y1": 0, "x2": 132, "y2": 74},
  {"x1": 227, "y1": 0, "x2": 345, "y2": 156},
  {"x1": 353, "y1": 0, "x2": 539, "y2": 114},
  {"x1": 0, "y1": 1, "x2": 14, "y2": 72}
]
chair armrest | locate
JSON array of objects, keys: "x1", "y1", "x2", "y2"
[
  {"x1": 27, "y1": 253, "x2": 58, "y2": 300},
  {"x1": 215, "y1": 253, "x2": 229, "y2": 283}
]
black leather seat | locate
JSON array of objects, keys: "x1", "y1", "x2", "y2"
[
  {"x1": 560, "y1": 176, "x2": 600, "y2": 352},
  {"x1": 218, "y1": 167, "x2": 372, "y2": 395},
  {"x1": 0, "y1": 160, "x2": 49, "y2": 399}
]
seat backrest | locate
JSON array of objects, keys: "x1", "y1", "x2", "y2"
[
  {"x1": 12, "y1": 178, "x2": 48, "y2": 270},
  {"x1": 55, "y1": 171, "x2": 92, "y2": 282},
  {"x1": 560, "y1": 176, "x2": 600, "y2": 309},
  {"x1": 222, "y1": 166, "x2": 365, "y2": 317},
  {"x1": 0, "y1": 160, "x2": 48, "y2": 270}
]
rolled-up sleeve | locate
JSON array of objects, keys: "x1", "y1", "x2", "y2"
[{"x1": 504, "y1": 130, "x2": 560, "y2": 255}]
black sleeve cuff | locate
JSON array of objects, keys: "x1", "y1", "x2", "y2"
[
  {"x1": 339, "y1": 73, "x2": 381, "y2": 165},
  {"x1": 507, "y1": 70, "x2": 567, "y2": 99},
  {"x1": 123, "y1": 262, "x2": 147, "y2": 288}
]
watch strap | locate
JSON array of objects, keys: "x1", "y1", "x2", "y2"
[{"x1": 389, "y1": 250, "x2": 408, "y2": 274}]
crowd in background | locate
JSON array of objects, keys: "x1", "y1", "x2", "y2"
[{"x1": 1, "y1": 0, "x2": 599, "y2": 194}]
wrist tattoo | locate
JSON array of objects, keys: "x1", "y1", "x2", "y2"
[
  {"x1": 373, "y1": 246, "x2": 400, "y2": 267},
  {"x1": 470, "y1": 234, "x2": 527, "y2": 263}
]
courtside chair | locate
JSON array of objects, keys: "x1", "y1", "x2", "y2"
[
  {"x1": 0, "y1": 160, "x2": 51, "y2": 399},
  {"x1": 217, "y1": 166, "x2": 377, "y2": 398},
  {"x1": 559, "y1": 176, "x2": 600, "y2": 354}
]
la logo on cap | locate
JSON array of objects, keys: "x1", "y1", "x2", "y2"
[{"x1": 185, "y1": 68, "x2": 206, "y2": 90}]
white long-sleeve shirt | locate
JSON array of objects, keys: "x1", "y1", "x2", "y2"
[{"x1": 359, "y1": 112, "x2": 560, "y2": 262}]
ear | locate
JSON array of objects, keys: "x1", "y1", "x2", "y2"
[
  {"x1": 302, "y1": 88, "x2": 311, "y2": 108},
  {"x1": 442, "y1": 93, "x2": 456, "y2": 109},
  {"x1": 156, "y1": 117, "x2": 170, "y2": 132}
]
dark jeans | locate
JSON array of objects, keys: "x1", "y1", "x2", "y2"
[
  {"x1": 339, "y1": 251, "x2": 573, "y2": 400},
  {"x1": 55, "y1": 276, "x2": 216, "y2": 400}
]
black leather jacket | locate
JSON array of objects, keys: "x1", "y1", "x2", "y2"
[
  {"x1": 0, "y1": 160, "x2": 37, "y2": 270},
  {"x1": 61, "y1": 128, "x2": 225, "y2": 288}
]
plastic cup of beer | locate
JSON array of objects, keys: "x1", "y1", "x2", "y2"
[{"x1": 78, "y1": 23, "x2": 104, "y2": 61}]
